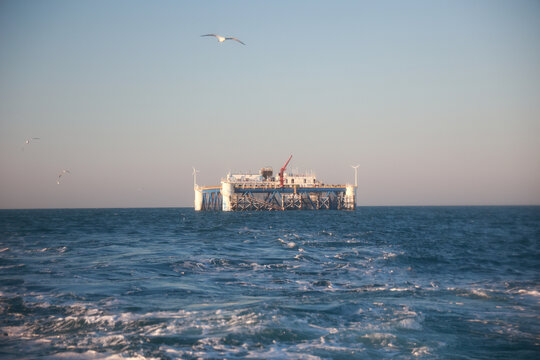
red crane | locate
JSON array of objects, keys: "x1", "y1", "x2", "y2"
[{"x1": 279, "y1": 155, "x2": 293, "y2": 187}]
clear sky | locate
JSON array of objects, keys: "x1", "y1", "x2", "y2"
[{"x1": 1, "y1": 0, "x2": 539, "y2": 208}]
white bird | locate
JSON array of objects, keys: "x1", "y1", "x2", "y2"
[
  {"x1": 201, "y1": 34, "x2": 245, "y2": 45},
  {"x1": 24, "y1": 137, "x2": 40, "y2": 145},
  {"x1": 57, "y1": 169, "x2": 71, "y2": 185}
]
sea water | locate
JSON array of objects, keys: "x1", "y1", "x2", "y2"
[{"x1": 0, "y1": 207, "x2": 539, "y2": 359}]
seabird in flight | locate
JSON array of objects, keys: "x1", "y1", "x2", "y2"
[
  {"x1": 25, "y1": 137, "x2": 40, "y2": 144},
  {"x1": 57, "y1": 169, "x2": 71, "y2": 184},
  {"x1": 201, "y1": 34, "x2": 245, "y2": 45}
]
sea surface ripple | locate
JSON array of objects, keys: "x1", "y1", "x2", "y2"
[{"x1": 1, "y1": 207, "x2": 539, "y2": 359}]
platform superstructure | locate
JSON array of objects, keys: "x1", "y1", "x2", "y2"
[{"x1": 194, "y1": 156, "x2": 358, "y2": 211}]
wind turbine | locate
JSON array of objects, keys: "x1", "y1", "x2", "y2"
[
  {"x1": 192, "y1": 167, "x2": 199, "y2": 190},
  {"x1": 351, "y1": 165, "x2": 360, "y2": 187}
]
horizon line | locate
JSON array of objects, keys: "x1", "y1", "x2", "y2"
[{"x1": 1, "y1": 204, "x2": 539, "y2": 211}]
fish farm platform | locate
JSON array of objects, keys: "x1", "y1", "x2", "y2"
[{"x1": 193, "y1": 157, "x2": 357, "y2": 211}]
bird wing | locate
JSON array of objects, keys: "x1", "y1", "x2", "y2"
[
  {"x1": 201, "y1": 34, "x2": 218, "y2": 38},
  {"x1": 226, "y1": 37, "x2": 245, "y2": 45},
  {"x1": 32, "y1": 137, "x2": 40, "y2": 140}
]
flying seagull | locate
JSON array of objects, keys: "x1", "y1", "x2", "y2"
[
  {"x1": 24, "y1": 137, "x2": 40, "y2": 145},
  {"x1": 201, "y1": 34, "x2": 245, "y2": 45},
  {"x1": 57, "y1": 169, "x2": 71, "y2": 185}
]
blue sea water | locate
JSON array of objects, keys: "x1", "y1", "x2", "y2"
[{"x1": 0, "y1": 207, "x2": 539, "y2": 359}]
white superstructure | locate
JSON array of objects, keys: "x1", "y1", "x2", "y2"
[{"x1": 224, "y1": 169, "x2": 320, "y2": 188}]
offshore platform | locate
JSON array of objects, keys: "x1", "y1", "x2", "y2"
[{"x1": 193, "y1": 156, "x2": 358, "y2": 211}]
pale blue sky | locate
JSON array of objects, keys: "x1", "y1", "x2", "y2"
[{"x1": 1, "y1": 0, "x2": 539, "y2": 208}]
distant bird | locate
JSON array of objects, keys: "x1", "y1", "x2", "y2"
[
  {"x1": 57, "y1": 169, "x2": 71, "y2": 185},
  {"x1": 24, "y1": 137, "x2": 40, "y2": 145},
  {"x1": 201, "y1": 34, "x2": 245, "y2": 45}
]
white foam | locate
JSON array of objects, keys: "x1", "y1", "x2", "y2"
[
  {"x1": 362, "y1": 333, "x2": 396, "y2": 340},
  {"x1": 397, "y1": 318, "x2": 422, "y2": 330},
  {"x1": 360, "y1": 332, "x2": 397, "y2": 348},
  {"x1": 389, "y1": 306, "x2": 423, "y2": 330},
  {"x1": 451, "y1": 287, "x2": 493, "y2": 298},
  {"x1": 390, "y1": 288, "x2": 410, "y2": 292},
  {"x1": 35, "y1": 338, "x2": 53, "y2": 344},
  {"x1": 3, "y1": 325, "x2": 32, "y2": 339},
  {"x1": 412, "y1": 346, "x2": 431, "y2": 356},
  {"x1": 90, "y1": 335, "x2": 126, "y2": 347},
  {"x1": 75, "y1": 313, "x2": 116, "y2": 326},
  {"x1": 249, "y1": 262, "x2": 266, "y2": 271},
  {"x1": 277, "y1": 237, "x2": 297, "y2": 248},
  {"x1": 358, "y1": 286, "x2": 388, "y2": 293},
  {"x1": 161, "y1": 347, "x2": 184, "y2": 356},
  {"x1": 49, "y1": 350, "x2": 156, "y2": 360},
  {"x1": 0, "y1": 264, "x2": 25, "y2": 270},
  {"x1": 48, "y1": 306, "x2": 199, "y2": 333},
  {"x1": 296, "y1": 340, "x2": 354, "y2": 354},
  {"x1": 245, "y1": 345, "x2": 322, "y2": 359},
  {"x1": 308, "y1": 324, "x2": 338, "y2": 334},
  {"x1": 394, "y1": 306, "x2": 418, "y2": 317},
  {"x1": 470, "y1": 289, "x2": 491, "y2": 298},
  {"x1": 134, "y1": 309, "x2": 193, "y2": 320},
  {"x1": 517, "y1": 289, "x2": 540, "y2": 297},
  {"x1": 194, "y1": 336, "x2": 245, "y2": 353},
  {"x1": 467, "y1": 319, "x2": 489, "y2": 324}
]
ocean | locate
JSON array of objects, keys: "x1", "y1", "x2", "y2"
[{"x1": 0, "y1": 207, "x2": 539, "y2": 359}]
